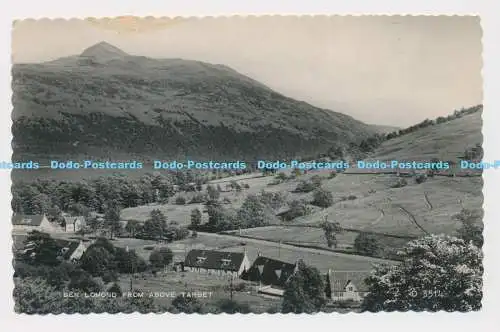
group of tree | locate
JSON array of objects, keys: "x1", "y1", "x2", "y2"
[
  {"x1": 191, "y1": 190, "x2": 286, "y2": 232},
  {"x1": 126, "y1": 209, "x2": 190, "y2": 242},
  {"x1": 294, "y1": 175, "x2": 323, "y2": 193},
  {"x1": 312, "y1": 188, "x2": 334, "y2": 208},
  {"x1": 385, "y1": 105, "x2": 482, "y2": 141},
  {"x1": 11, "y1": 171, "x2": 217, "y2": 217},
  {"x1": 279, "y1": 231, "x2": 482, "y2": 313},
  {"x1": 321, "y1": 218, "x2": 343, "y2": 248}
]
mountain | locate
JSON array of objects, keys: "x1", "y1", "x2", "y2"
[
  {"x1": 80, "y1": 41, "x2": 128, "y2": 60},
  {"x1": 12, "y1": 42, "x2": 376, "y2": 162}
]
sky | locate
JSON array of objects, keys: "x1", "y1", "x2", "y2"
[{"x1": 12, "y1": 16, "x2": 483, "y2": 127}]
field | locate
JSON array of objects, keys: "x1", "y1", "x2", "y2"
[
  {"x1": 115, "y1": 271, "x2": 282, "y2": 312},
  {"x1": 294, "y1": 176, "x2": 482, "y2": 236}
]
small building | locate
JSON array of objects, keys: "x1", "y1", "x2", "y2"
[
  {"x1": 326, "y1": 270, "x2": 371, "y2": 303},
  {"x1": 63, "y1": 216, "x2": 86, "y2": 232},
  {"x1": 183, "y1": 249, "x2": 251, "y2": 278},
  {"x1": 241, "y1": 256, "x2": 298, "y2": 297},
  {"x1": 12, "y1": 214, "x2": 63, "y2": 233},
  {"x1": 56, "y1": 239, "x2": 88, "y2": 262},
  {"x1": 242, "y1": 256, "x2": 297, "y2": 287}
]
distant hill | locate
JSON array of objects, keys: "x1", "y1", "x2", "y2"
[
  {"x1": 369, "y1": 110, "x2": 482, "y2": 162},
  {"x1": 370, "y1": 124, "x2": 400, "y2": 134},
  {"x1": 12, "y1": 42, "x2": 375, "y2": 162}
]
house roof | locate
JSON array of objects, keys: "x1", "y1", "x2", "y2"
[
  {"x1": 328, "y1": 270, "x2": 371, "y2": 293},
  {"x1": 241, "y1": 256, "x2": 297, "y2": 288},
  {"x1": 54, "y1": 239, "x2": 83, "y2": 260},
  {"x1": 184, "y1": 249, "x2": 245, "y2": 272},
  {"x1": 12, "y1": 214, "x2": 46, "y2": 226}
]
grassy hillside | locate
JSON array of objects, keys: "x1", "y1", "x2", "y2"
[{"x1": 369, "y1": 111, "x2": 482, "y2": 162}]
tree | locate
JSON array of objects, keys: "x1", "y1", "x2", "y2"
[
  {"x1": 354, "y1": 232, "x2": 381, "y2": 256},
  {"x1": 108, "y1": 282, "x2": 123, "y2": 297},
  {"x1": 237, "y1": 194, "x2": 277, "y2": 228},
  {"x1": 312, "y1": 188, "x2": 334, "y2": 208},
  {"x1": 321, "y1": 218, "x2": 343, "y2": 248},
  {"x1": 294, "y1": 180, "x2": 318, "y2": 193},
  {"x1": 114, "y1": 247, "x2": 147, "y2": 274},
  {"x1": 21, "y1": 231, "x2": 64, "y2": 266},
  {"x1": 171, "y1": 294, "x2": 204, "y2": 313},
  {"x1": 46, "y1": 205, "x2": 63, "y2": 224},
  {"x1": 285, "y1": 199, "x2": 311, "y2": 221},
  {"x1": 190, "y1": 208, "x2": 202, "y2": 229},
  {"x1": 216, "y1": 299, "x2": 251, "y2": 314},
  {"x1": 30, "y1": 193, "x2": 52, "y2": 215},
  {"x1": 68, "y1": 202, "x2": 90, "y2": 217},
  {"x1": 125, "y1": 220, "x2": 141, "y2": 237},
  {"x1": 68, "y1": 271, "x2": 102, "y2": 292},
  {"x1": 361, "y1": 234, "x2": 482, "y2": 312},
  {"x1": 175, "y1": 196, "x2": 187, "y2": 205},
  {"x1": 282, "y1": 260, "x2": 326, "y2": 313},
  {"x1": 142, "y1": 209, "x2": 168, "y2": 241},
  {"x1": 149, "y1": 247, "x2": 174, "y2": 270},
  {"x1": 86, "y1": 216, "x2": 103, "y2": 235},
  {"x1": 206, "y1": 185, "x2": 220, "y2": 201},
  {"x1": 454, "y1": 208, "x2": 483, "y2": 248},
  {"x1": 104, "y1": 203, "x2": 122, "y2": 239},
  {"x1": 79, "y1": 246, "x2": 115, "y2": 277}
]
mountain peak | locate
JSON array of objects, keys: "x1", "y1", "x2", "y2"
[{"x1": 80, "y1": 41, "x2": 128, "y2": 60}]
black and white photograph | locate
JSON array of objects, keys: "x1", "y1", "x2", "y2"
[{"x1": 10, "y1": 15, "x2": 483, "y2": 314}]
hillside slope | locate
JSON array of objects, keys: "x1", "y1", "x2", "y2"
[{"x1": 12, "y1": 42, "x2": 375, "y2": 161}]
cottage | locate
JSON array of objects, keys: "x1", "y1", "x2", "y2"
[
  {"x1": 63, "y1": 216, "x2": 86, "y2": 232},
  {"x1": 16, "y1": 237, "x2": 90, "y2": 263},
  {"x1": 56, "y1": 239, "x2": 89, "y2": 262},
  {"x1": 12, "y1": 214, "x2": 63, "y2": 233},
  {"x1": 326, "y1": 270, "x2": 371, "y2": 303},
  {"x1": 242, "y1": 256, "x2": 297, "y2": 288},
  {"x1": 183, "y1": 249, "x2": 250, "y2": 278}
]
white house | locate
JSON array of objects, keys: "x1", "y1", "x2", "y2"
[
  {"x1": 327, "y1": 270, "x2": 371, "y2": 302},
  {"x1": 183, "y1": 249, "x2": 251, "y2": 278},
  {"x1": 12, "y1": 214, "x2": 64, "y2": 233},
  {"x1": 63, "y1": 216, "x2": 86, "y2": 232}
]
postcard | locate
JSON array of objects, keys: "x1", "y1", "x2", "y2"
[{"x1": 10, "y1": 15, "x2": 483, "y2": 314}]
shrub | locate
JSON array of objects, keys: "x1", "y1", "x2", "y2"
[
  {"x1": 312, "y1": 188, "x2": 334, "y2": 208},
  {"x1": 149, "y1": 247, "x2": 173, "y2": 269},
  {"x1": 354, "y1": 232, "x2": 381, "y2": 256},
  {"x1": 233, "y1": 282, "x2": 246, "y2": 292},
  {"x1": 275, "y1": 173, "x2": 288, "y2": 181},
  {"x1": 107, "y1": 282, "x2": 122, "y2": 297},
  {"x1": 391, "y1": 178, "x2": 408, "y2": 188},
  {"x1": 175, "y1": 196, "x2": 187, "y2": 205},
  {"x1": 216, "y1": 299, "x2": 251, "y2": 314},
  {"x1": 68, "y1": 272, "x2": 102, "y2": 293},
  {"x1": 101, "y1": 270, "x2": 118, "y2": 283},
  {"x1": 282, "y1": 200, "x2": 311, "y2": 221},
  {"x1": 347, "y1": 195, "x2": 357, "y2": 200},
  {"x1": 415, "y1": 174, "x2": 427, "y2": 184},
  {"x1": 175, "y1": 227, "x2": 190, "y2": 240},
  {"x1": 189, "y1": 193, "x2": 207, "y2": 204},
  {"x1": 294, "y1": 180, "x2": 318, "y2": 193},
  {"x1": 171, "y1": 294, "x2": 204, "y2": 313}
]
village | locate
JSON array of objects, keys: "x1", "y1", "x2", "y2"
[{"x1": 12, "y1": 204, "x2": 377, "y2": 310}]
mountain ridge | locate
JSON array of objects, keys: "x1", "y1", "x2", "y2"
[{"x1": 12, "y1": 42, "x2": 376, "y2": 161}]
